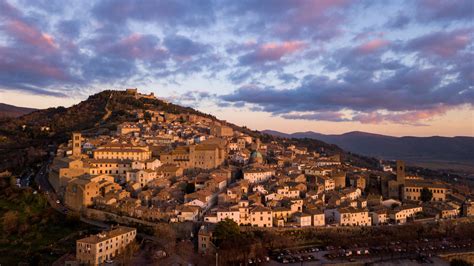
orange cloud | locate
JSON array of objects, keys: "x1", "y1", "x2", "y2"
[
  {"x1": 261, "y1": 41, "x2": 306, "y2": 53},
  {"x1": 354, "y1": 105, "x2": 450, "y2": 125},
  {"x1": 356, "y1": 39, "x2": 390, "y2": 54},
  {"x1": 7, "y1": 20, "x2": 57, "y2": 50}
]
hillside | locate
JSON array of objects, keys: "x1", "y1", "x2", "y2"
[
  {"x1": 0, "y1": 90, "x2": 360, "y2": 172},
  {"x1": 0, "y1": 103, "x2": 36, "y2": 118},
  {"x1": 263, "y1": 130, "x2": 474, "y2": 173}
]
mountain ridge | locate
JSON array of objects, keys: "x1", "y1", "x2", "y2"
[
  {"x1": 264, "y1": 129, "x2": 472, "y2": 139},
  {"x1": 0, "y1": 103, "x2": 37, "y2": 118},
  {"x1": 263, "y1": 129, "x2": 474, "y2": 173}
]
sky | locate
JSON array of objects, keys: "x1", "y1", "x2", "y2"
[{"x1": 0, "y1": 0, "x2": 473, "y2": 137}]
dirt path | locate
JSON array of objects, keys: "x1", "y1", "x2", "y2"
[{"x1": 101, "y1": 93, "x2": 113, "y2": 122}]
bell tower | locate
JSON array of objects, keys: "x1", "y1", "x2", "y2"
[
  {"x1": 72, "y1": 133, "x2": 82, "y2": 157},
  {"x1": 396, "y1": 160, "x2": 405, "y2": 184}
]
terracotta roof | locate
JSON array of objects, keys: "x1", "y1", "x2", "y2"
[
  {"x1": 77, "y1": 226, "x2": 136, "y2": 244},
  {"x1": 251, "y1": 205, "x2": 271, "y2": 212}
]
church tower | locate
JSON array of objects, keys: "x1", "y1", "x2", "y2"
[
  {"x1": 72, "y1": 133, "x2": 82, "y2": 157},
  {"x1": 396, "y1": 160, "x2": 405, "y2": 184}
]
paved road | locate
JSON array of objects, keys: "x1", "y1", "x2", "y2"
[
  {"x1": 34, "y1": 154, "x2": 109, "y2": 228},
  {"x1": 34, "y1": 155, "x2": 68, "y2": 213}
]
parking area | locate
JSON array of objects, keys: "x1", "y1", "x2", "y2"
[
  {"x1": 269, "y1": 247, "x2": 322, "y2": 264},
  {"x1": 266, "y1": 237, "x2": 473, "y2": 265}
]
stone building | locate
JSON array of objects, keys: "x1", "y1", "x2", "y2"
[
  {"x1": 76, "y1": 226, "x2": 136, "y2": 265},
  {"x1": 64, "y1": 175, "x2": 117, "y2": 211},
  {"x1": 93, "y1": 144, "x2": 152, "y2": 161},
  {"x1": 72, "y1": 133, "x2": 82, "y2": 158},
  {"x1": 210, "y1": 124, "x2": 233, "y2": 137},
  {"x1": 250, "y1": 205, "x2": 273, "y2": 227},
  {"x1": 387, "y1": 160, "x2": 406, "y2": 199},
  {"x1": 332, "y1": 171, "x2": 346, "y2": 189},
  {"x1": 198, "y1": 225, "x2": 216, "y2": 255},
  {"x1": 243, "y1": 167, "x2": 274, "y2": 184},
  {"x1": 403, "y1": 180, "x2": 449, "y2": 201},
  {"x1": 160, "y1": 141, "x2": 226, "y2": 170},
  {"x1": 117, "y1": 122, "x2": 140, "y2": 135},
  {"x1": 334, "y1": 207, "x2": 371, "y2": 226},
  {"x1": 462, "y1": 200, "x2": 474, "y2": 217}
]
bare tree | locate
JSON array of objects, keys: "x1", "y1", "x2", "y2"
[
  {"x1": 3, "y1": 210, "x2": 19, "y2": 235},
  {"x1": 117, "y1": 239, "x2": 140, "y2": 265},
  {"x1": 153, "y1": 223, "x2": 177, "y2": 254}
]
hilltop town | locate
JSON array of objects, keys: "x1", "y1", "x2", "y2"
[{"x1": 36, "y1": 89, "x2": 473, "y2": 264}]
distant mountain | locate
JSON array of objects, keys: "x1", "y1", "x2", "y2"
[
  {"x1": 263, "y1": 130, "x2": 474, "y2": 172},
  {"x1": 0, "y1": 103, "x2": 36, "y2": 118}
]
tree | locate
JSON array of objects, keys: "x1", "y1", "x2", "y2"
[
  {"x1": 420, "y1": 187, "x2": 433, "y2": 202},
  {"x1": 450, "y1": 259, "x2": 471, "y2": 266},
  {"x1": 3, "y1": 210, "x2": 19, "y2": 235},
  {"x1": 184, "y1": 182, "x2": 195, "y2": 194},
  {"x1": 118, "y1": 239, "x2": 140, "y2": 265},
  {"x1": 213, "y1": 218, "x2": 240, "y2": 247},
  {"x1": 154, "y1": 223, "x2": 176, "y2": 254},
  {"x1": 144, "y1": 111, "x2": 152, "y2": 122}
]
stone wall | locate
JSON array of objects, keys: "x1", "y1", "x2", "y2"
[{"x1": 82, "y1": 208, "x2": 157, "y2": 227}]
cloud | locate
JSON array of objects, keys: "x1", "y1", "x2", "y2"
[
  {"x1": 55, "y1": 19, "x2": 82, "y2": 39},
  {"x1": 1, "y1": 4, "x2": 58, "y2": 52},
  {"x1": 221, "y1": 0, "x2": 353, "y2": 40},
  {"x1": 352, "y1": 105, "x2": 451, "y2": 125},
  {"x1": 220, "y1": 53, "x2": 473, "y2": 124},
  {"x1": 168, "y1": 90, "x2": 216, "y2": 108},
  {"x1": 0, "y1": 0, "x2": 472, "y2": 131},
  {"x1": 92, "y1": 0, "x2": 215, "y2": 27},
  {"x1": 385, "y1": 12, "x2": 410, "y2": 29},
  {"x1": 416, "y1": 0, "x2": 474, "y2": 22},
  {"x1": 405, "y1": 28, "x2": 473, "y2": 58},
  {"x1": 0, "y1": 0, "x2": 79, "y2": 95},
  {"x1": 238, "y1": 41, "x2": 306, "y2": 65},
  {"x1": 104, "y1": 34, "x2": 167, "y2": 61},
  {"x1": 355, "y1": 39, "x2": 390, "y2": 54},
  {"x1": 281, "y1": 111, "x2": 349, "y2": 122},
  {"x1": 164, "y1": 35, "x2": 210, "y2": 59}
]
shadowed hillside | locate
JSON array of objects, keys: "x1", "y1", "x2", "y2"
[
  {"x1": 0, "y1": 90, "x2": 351, "y2": 172},
  {"x1": 0, "y1": 103, "x2": 36, "y2": 118}
]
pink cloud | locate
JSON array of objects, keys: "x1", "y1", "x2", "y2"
[
  {"x1": 96, "y1": 33, "x2": 167, "y2": 60},
  {"x1": 274, "y1": 0, "x2": 352, "y2": 40},
  {"x1": 250, "y1": 41, "x2": 306, "y2": 62},
  {"x1": 354, "y1": 105, "x2": 450, "y2": 125},
  {"x1": 407, "y1": 28, "x2": 472, "y2": 58},
  {"x1": 355, "y1": 39, "x2": 390, "y2": 54},
  {"x1": 0, "y1": 46, "x2": 69, "y2": 81},
  {"x1": 6, "y1": 20, "x2": 58, "y2": 51}
]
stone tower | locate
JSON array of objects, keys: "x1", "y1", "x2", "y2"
[
  {"x1": 396, "y1": 160, "x2": 405, "y2": 184},
  {"x1": 72, "y1": 133, "x2": 82, "y2": 157}
]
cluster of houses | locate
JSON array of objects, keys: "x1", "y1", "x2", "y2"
[{"x1": 47, "y1": 90, "x2": 474, "y2": 240}]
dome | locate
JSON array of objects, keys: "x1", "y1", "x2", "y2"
[{"x1": 250, "y1": 150, "x2": 262, "y2": 158}]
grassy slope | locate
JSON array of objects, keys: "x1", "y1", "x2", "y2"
[{"x1": 0, "y1": 177, "x2": 93, "y2": 265}]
